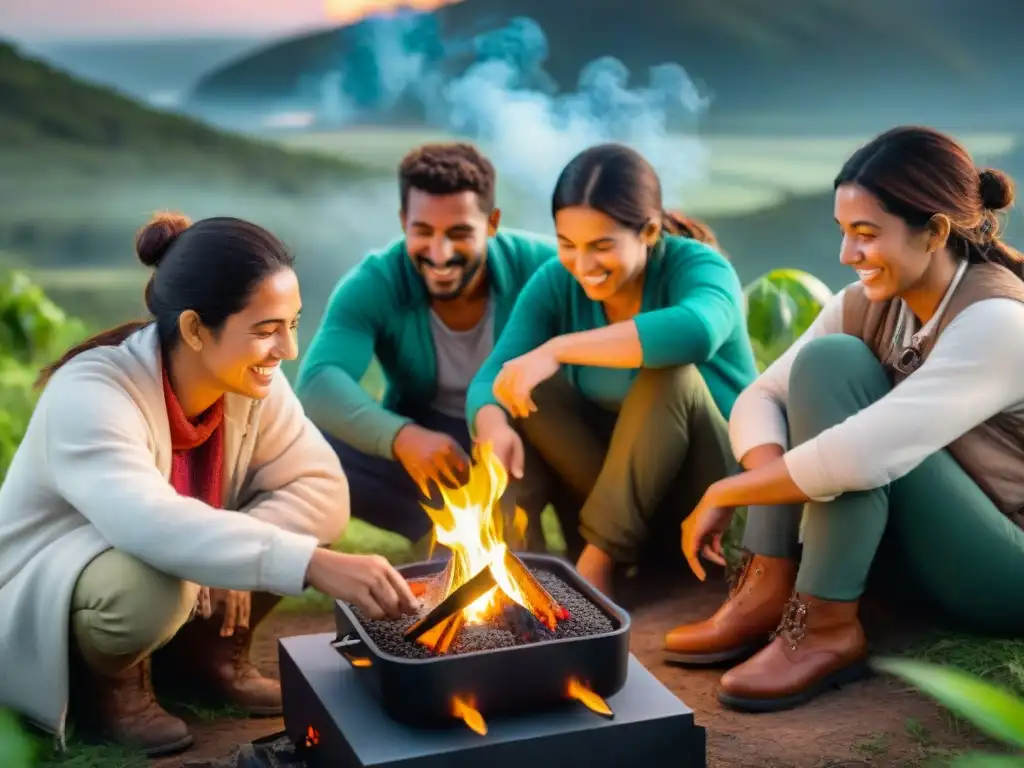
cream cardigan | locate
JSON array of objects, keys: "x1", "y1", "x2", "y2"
[{"x1": 0, "y1": 324, "x2": 349, "y2": 741}]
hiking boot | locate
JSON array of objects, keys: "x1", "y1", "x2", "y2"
[
  {"x1": 717, "y1": 593, "x2": 869, "y2": 712},
  {"x1": 155, "y1": 592, "x2": 282, "y2": 716},
  {"x1": 664, "y1": 554, "x2": 797, "y2": 665},
  {"x1": 81, "y1": 658, "x2": 193, "y2": 757}
]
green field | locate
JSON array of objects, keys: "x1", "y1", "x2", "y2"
[{"x1": 283, "y1": 128, "x2": 1019, "y2": 218}]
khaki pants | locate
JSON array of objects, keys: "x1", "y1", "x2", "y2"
[
  {"x1": 70, "y1": 549, "x2": 200, "y2": 675},
  {"x1": 519, "y1": 366, "x2": 736, "y2": 564}
]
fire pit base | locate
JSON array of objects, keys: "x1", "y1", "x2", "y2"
[{"x1": 280, "y1": 633, "x2": 707, "y2": 768}]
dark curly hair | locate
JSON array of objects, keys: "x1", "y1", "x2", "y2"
[{"x1": 398, "y1": 142, "x2": 496, "y2": 213}]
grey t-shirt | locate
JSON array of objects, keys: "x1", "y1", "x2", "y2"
[{"x1": 428, "y1": 301, "x2": 495, "y2": 420}]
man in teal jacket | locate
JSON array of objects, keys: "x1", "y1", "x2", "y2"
[{"x1": 296, "y1": 143, "x2": 557, "y2": 547}]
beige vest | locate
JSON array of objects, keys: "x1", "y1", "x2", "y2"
[{"x1": 842, "y1": 263, "x2": 1024, "y2": 528}]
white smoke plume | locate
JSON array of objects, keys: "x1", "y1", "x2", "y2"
[{"x1": 318, "y1": 13, "x2": 711, "y2": 218}]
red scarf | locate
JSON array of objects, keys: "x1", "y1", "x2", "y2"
[{"x1": 162, "y1": 368, "x2": 226, "y2": 509}]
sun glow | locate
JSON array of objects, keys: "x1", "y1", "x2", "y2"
[{"x1": 323, "y1": 0, "x2": 464, "y2": 26}]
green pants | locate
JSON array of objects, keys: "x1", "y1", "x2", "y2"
[
  {"x1": 71, "y1": 549, "x2": 200, "y2": 675},
  {"x1": 520, "y1": 366, "x2": 735, "y2": 564},
  {"x1": 742, "y1": 335, "x2": 1024, "y2": 632}
]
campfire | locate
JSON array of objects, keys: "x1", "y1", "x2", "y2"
[
  {"x1": 330, "y1": 441, "x2": 630, "y2": 736},
  {"x1": 405, "y1": 442, "x2": 570, "y2": 655}
]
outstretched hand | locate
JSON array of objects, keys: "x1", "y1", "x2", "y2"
[{"x1": 681, "y1": 489, "x2": 735, "y2": 582}]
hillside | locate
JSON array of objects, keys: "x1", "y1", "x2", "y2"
[
  {"x1": 0, "y1": 41, "x2": 373, "y2": 193},
  {"x1": 0, "y1": 41, "x2": 390, "y2": 271},
  {"x1": 188, "y1": 0, "x2": 1024, "y2": 134}
]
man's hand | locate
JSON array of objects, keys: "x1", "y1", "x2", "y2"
[
  {"x1": 393, "y1": 424, "x2": 469, "y2": 496},
  {"x1": 196, "y1": 587, "x2": 252, "y2": 637},
  {"x1": 474, "y1": 405, "x2": 525, "y2": 479},
  {"x1": 681, "y1": 484, "x2": 736, "y2": 582}
]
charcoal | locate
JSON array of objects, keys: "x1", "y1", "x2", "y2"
[
  {"x1": 501, "y1": 602, "x2": 556, "y2": 643},
  {"x1": 346, "y1": 567, "x2": 615, "y2": 660}
]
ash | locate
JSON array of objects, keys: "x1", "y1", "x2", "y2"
[{"x1": 347, "y1": 568, "x2": 615, "y2": 660}]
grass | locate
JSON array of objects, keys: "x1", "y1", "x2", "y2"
[{"x1": 908, "y1": 635, "x2": 1024, "y2": 699}]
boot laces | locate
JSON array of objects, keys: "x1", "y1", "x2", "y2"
[
  {"x1": 726, "y1": 551, "x2": 752, "y2": 593},
  {"x1": 771, "y1": 595, "x2": 808, "y2": 650}
]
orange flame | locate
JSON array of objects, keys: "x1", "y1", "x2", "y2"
[
  {"x1": 423, "y1": 442, "x2": 531, "y2": 623},
  {"x1": 451, "y1": 695, "x2": 487, "y2": 735},
  {"x1": 304, "y1": 725, "x2": 321, "y2": 747},
  {"x1": 567, "y1": 678, "x2": 614, "y2": 718},
  {"x1": 324, "y1": 0, "x2": 464, "y2": 25}
]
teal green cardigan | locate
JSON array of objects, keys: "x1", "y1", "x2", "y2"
[
  {"x1": 466, "y1": 235, "x2": 759, "y2": 425},
  {"x1": 295, "y1": 230, "x2": 556, "y2": 459}
]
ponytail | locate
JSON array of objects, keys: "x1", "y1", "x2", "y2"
[
  {"x1": 35, "y1": 320, "x2": 152, "y2": 389},
  {"x1": 662, "y1": 210, "x2": 721, "y2": 250}
]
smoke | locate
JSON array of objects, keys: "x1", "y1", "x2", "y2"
[{"x1": 316, "y1": 13, "x2": 711, "y2": 219}]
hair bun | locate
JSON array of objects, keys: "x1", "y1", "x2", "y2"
[
  {"x1": 978, "y1": 168, "x2": 1014, "y2": 211},
  {"x1": 135, "y1": 211, "x2": 191, "y2": 267}
]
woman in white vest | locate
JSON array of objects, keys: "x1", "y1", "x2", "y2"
[
  {"x1": 0, "y1": 213, "x2": 419, "y2": 757},
  {"x1": 664, "y1": 126, "x2": 1024, "y2": 711}
]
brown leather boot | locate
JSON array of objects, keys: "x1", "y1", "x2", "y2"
[
  {"x1": 717, "y1": 592, "x2": 870, "y2": 712},
  {"x1": 664, "y1": 554, "x2": 797, "y2": 665},
  {"x1": 76, "y1": 658, "x2": 193, "y2": 757},
  {"x1": 154, "y1": 592, "x2": 282, "y2": 715}
]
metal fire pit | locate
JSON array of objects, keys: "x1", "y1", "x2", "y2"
[{"x1": 332, "y1": 553, "x2": 631, "y2": 727}]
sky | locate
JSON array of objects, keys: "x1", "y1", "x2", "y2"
[{"x1": 1, "y1": 0, "x2": 460, "y2": 41}]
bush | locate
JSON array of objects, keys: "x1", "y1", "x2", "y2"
[
  {"x1": 0, "y1": 271, "x2": 85, "y2": 479},
  {"x1": 0, "y1": 708, "x2": 36, "y2": 768}
]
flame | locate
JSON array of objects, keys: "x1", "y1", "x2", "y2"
[
  {"x1": 423, "y1": 442, "x2": 532, "y2": 623},
  {"x1": 451, "y1": 695, "x2": 487, "y2": 735},
  {"x1": 513, "y1": 505, "x2": 529, "y2": 543},
  {"x1": 566, "y1": 678, "x2": 614, "y2": 718},
  {"x1": 324, "y1": 0, "x2": 464, "y2": 25},
  {"x1": 304, "y1": 725, "x2": 321, "y2": 747}
]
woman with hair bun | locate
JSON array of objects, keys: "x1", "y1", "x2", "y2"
[
  {"x1": 466, "y1": 143, "x2": 759, "y2": 596},
  {"x1": 0, "y1": 214, "x2": 419, "y2": 756},
  {"x1": 667, "y1": 126, "x2": 1024, "y2": 712}
]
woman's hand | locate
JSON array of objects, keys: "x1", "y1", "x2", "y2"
[
  {"x1": 474, "y1": 404, "x2": 525, "y2": 479},
  {"x1": 492, "y1": 343, "x2": 561, "y2": 419},
  {"x1": 305, "y1": 549, "x2": 421, "y2": 620},
  {"x1": 196, "y1": 588, "x2": 251, "y2": 636},
  {"x1": 681, "y1": 485, "x2": 736, "y2": 582}
]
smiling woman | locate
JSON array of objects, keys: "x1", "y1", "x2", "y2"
[
  {"x1": 0, "y1": 213, "x2": 420, "y2": 758},
  {"x1": 466, "y1": 143, "x2": 760, "y2": 595},
  {"x1": 666, "y1": 125, "x2": 1024, "y2": 716}
]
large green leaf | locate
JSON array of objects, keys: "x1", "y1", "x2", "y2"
[
  {"x1": 950, "y1": 755, "x2": 1024, "y2": 767},
  {"x1": 0, "y1": 709, "x2": 36, "y2": 768},
  {"x1": 744, "y1": 268, "x2": 834, "y2": 369},
  {"x1": 874, "y1": 657, "x2": 1024, "y2": 749},
  {"x1": 0, "y1": 271, "x2": 84, "y2": 364}
]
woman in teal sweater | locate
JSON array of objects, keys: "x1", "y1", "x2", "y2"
[{"x1": 466, "y1": 144, "x2": 759, "y2": 594}]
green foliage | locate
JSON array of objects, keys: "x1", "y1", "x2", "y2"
[
  {"x1": 0, "y1": 271, "x2": 86, "y2": 479},
  {"x1": 744, "y1": 268, "x2": 834, "y2": 371},
  {"x1": 0, "y1": 272, "x2": 85, "y2": 364},
  {"x1": 874, "y1": 657, "x2": 1024, "y2": 764},
  {"x1": 0, "y1": 709, "x2": 36, "y2": 768}
]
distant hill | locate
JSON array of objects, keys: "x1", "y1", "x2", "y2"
[
  {"x1": 188, "y1": 0, "x2": 1024, "y2": 134},
  {"x1": 0, "y1": 41, "x2": 374, "y2": 193},
  {"x1": 22, "y1": 36, "x2": 266, "y2": 105},
  {"x1": 0, "y1": 41, "x2": 388, "y2": 270}
]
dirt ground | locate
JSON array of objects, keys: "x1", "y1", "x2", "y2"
[{"x1": 151, "y1": 576, "x2": 986, "y2": 768}]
